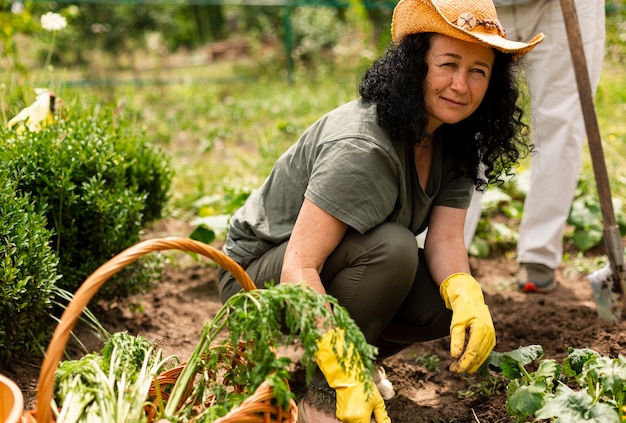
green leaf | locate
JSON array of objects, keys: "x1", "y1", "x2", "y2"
[
  {"x1": 572, "y1": 226, "x2": 603, "y2": 251},
  {"x1": 507, "y1": 380, "x2": 547, "y2": 418},
  {"x1": 535, "y1": 384, "x2": 620, "y2": 422},
  {"x1": 564, "y1": 347, "x2": 601, "y2": 378},
  {"x1": 534, "y1": 359, "x2": 561, "y2": 390},
  {"x1": 568, "y1": 196, "x2": 602, "y2": 228},
  {"x1": 189, "y1": 225, "x2": 216, "y2": 245},
  {"x1": 491, "y1": 222, "x2": 518, "y2": 242},
  {"x1": 468, "y1": 237, "x2": 490, "y2": 258},
  {"x1": 483, "y1": 345, "x2": 544, "y2": 380},
  {"x1": 581, "y1": 355, "x2": 626, "y2": 396}
]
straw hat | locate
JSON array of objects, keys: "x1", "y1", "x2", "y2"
[{"x1": 391, "y1": 0, "x2": 544, "y2": 58}]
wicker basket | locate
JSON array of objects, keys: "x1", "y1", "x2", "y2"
[{"x1": 20, "y1": 236, "x2": 298, "y2": 423}]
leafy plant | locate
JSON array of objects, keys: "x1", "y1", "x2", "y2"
[
  {"x1": 53, "y1": 331, "x2": 176, "y2": 423},
  {"x1": 567, "y1": 195, "x2": 606, "y2": 252},
  {"x1": 469, "y1": 185, "x2": 521, "y2": 257},
  {"x1": 52, "y1": 283, "x2": 377, "y2": 422},
  {"x1": 290, "y1": 6, "x2": 346, "y2": 69},
  {"x1": 0, "y1": 169, "x2": 60, "y2": 367},
  {"x1": 0, "y1": 103, "x2": 172, "y2": 298},
  {"x1": 158, "y1": 282, "x2": 377, "y2": 421},
  {"x1": 412, "y1": 353, "x2": 441, "y2": 372},
  {"x1": 567, "y1": 194, "x2": 626, "y2": 252},
  {"x1": 481, "y1": 345, "x2": 626, "y2": 422}
]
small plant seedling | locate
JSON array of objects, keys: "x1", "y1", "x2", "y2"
[{"x1": 413, "y1": 353, "x2": 441, "y2": 372}]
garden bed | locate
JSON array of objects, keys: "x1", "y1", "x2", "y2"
[{"x1": 7, "y1": 219, "x2": 626, "y2": 422}]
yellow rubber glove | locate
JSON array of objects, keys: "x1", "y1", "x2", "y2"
[
  {"x1": 315, "y1": 328, "x2": 391, "y2": 423},
  {"x1": 440, "y1": 273, "x2": 496, "y2": 374}
]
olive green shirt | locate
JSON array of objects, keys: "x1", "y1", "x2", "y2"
[{"x1": 223, "y1": 99, "x2": 473, "y2": 265}]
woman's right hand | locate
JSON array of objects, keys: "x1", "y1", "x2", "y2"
[{"x1": 315, "y1": 328, "x2": 391, "y2": 423}]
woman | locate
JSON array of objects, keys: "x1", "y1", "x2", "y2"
[{"x1": 218, "y1": 0, "x2": 543, "y2": 421}]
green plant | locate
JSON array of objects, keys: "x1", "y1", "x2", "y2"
[
  {"x1": 567, "y1": 195, "x2": 606, "y2": 252},
  {"x1": 567, "y1": 191, "x2": 626, "y2": 252},
  {"x1": 54, "y1": 331, "x2": 176, "y2": 423},
  {"x1": 481, "y1": 345, "x2": 626, "y2": 422},
  {"x1": 160, "y1": 283, "x2": 377, "y2": 421},
  {"x1": 52, "y1": 283, "x2": 377, "y2": 422},
  {"x1": 290, "y1": 7, "x2": 346, "y2": 69},
  {"x1": 468, "y1": 184, "x2": 521, "y2": 257},
  {"x1": 0, "y1": 102, "x2": 172, "y2": 298},
  {"x1": 0, "y1": 169, "x2": 60, "y2": 368},
  {"x1": 412, "y1": 353, "x2": 441, "y2": 372},
  {"x1": 457, "y1": 371, "x2": 508, "y2": 400}
]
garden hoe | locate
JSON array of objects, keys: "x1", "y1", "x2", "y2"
[{"x1": 560, "y1": 0, "x2": 626, "y2": 320}]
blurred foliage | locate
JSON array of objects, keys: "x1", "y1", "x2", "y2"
[
  {"x1": 290, "y1": 6, "x2": 346, "y2": 68},
  {"x1": 1, "y1": 0, "x2": 387, "y2": 76},
  {"x1": 605, "y1": 0, "x2": 626, "y2": 63}
]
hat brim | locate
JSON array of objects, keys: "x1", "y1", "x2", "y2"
[{"x1": 392, "y1": 0, "x2": 544, "y2": 58}]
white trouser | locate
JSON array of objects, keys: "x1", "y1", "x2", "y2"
[{"x1": 464, "y1": 0, "x2": 606, "y2": 270}]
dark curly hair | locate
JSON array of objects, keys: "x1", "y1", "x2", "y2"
[{"x1": 359, "y1": 32, "x2": 532, "y2": 190}]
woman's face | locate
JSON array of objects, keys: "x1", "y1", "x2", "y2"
[{"x1": 423, "y1": 33, "x2": 495, "y2": 134}]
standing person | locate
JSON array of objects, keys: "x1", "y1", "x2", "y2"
[
  {"x1": 464, "y1": 0, "x2": 606, "y2": 293},
  {"x1": 218, "y1": 0, "x2": 543, "y2": 421}
]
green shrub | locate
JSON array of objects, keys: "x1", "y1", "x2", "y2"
[
  {"x1": 0, "y1": 169, "x2": 60, "y2": 367},
  {"x1": 290, "y1": 7, "x2": 346, "y2": 68},
  {"x1": 0, "y1": 104, "x2": 172, "y2": 298}
]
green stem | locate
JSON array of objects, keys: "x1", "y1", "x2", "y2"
[
  {"x1": 616, "y1": 392, "x2": 624, "y2": 420},
  {"x1": 520, "y1": 363, "x2": 533, "y2": 384},
  {"x1": 44, "y1": 30, "x2": 57, "y2": 71},
  {"x1": 162, "y1": 300, "x2": 233, "y2": 417}
]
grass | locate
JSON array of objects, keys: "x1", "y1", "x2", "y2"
[{"x1": 50, "y1": 50, "x2": 370, "y2": 220}]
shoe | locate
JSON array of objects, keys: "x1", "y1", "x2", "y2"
[
  {"x1": 517, "y1": 263, "x2": 558, "y2": 293},
  {"x1": 373, "y1": 365, "x2": 395, "y2": 400}
]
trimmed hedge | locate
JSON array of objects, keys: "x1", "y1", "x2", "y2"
[
  {"x1": 0, "y1": 169, "x2": 60, "y2": 366},
  {"x1": 0, "y1": 104, "x2": 172, "y2": 298}
]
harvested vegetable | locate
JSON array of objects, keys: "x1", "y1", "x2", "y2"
[
  {"x1": 53, "y1": 332, "x2": 177, "y2": 423},
  {"x1": 157, "y1": 282, "x2": 377, "y2": 422},
  {"x1": 53, "y1": 283, "x2": 376, "y2": 422}
]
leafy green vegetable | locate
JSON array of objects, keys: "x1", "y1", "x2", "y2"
[
  {"x1": 158, "y1": 282, "x2": 377, "y2": 422},
  {"x1": 482, "y1": 345, "x2": 626, "y2": 422},
  {"x1": 535, "y1": 384, "x2": 620, "y2": 423},
  {"x1": 482, "y1": 344, "x2": 544, "y2": 378},
  {"x1": 563, "y1": 347, "x2": 601, "y2": 377},
  {"x1": 55, "y1": 283, "x2": 375, "y2": 422},
  {"x1": 54, "y1": 332, "x2": 176, "y2": 423}
]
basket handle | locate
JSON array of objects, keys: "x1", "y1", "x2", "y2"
[{"x1": 34, "y1": 237, "x2": 255, "y2": 423}]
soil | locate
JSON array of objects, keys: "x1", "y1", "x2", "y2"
[{"x1": 6, "y1": 217, "x2": 626, "y2": 423}]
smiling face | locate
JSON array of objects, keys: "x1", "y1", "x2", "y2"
[{"x1": 423, "y1": 33, "x2": 495, "y2": 134}]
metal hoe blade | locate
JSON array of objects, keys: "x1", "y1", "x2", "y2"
[{"x1": 589, "y1": 264, "x2": 622, "y2": 321}]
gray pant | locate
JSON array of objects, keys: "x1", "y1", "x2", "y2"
[{"x1": 218, "y1": 222, "x2": 451, "y2": 359}]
